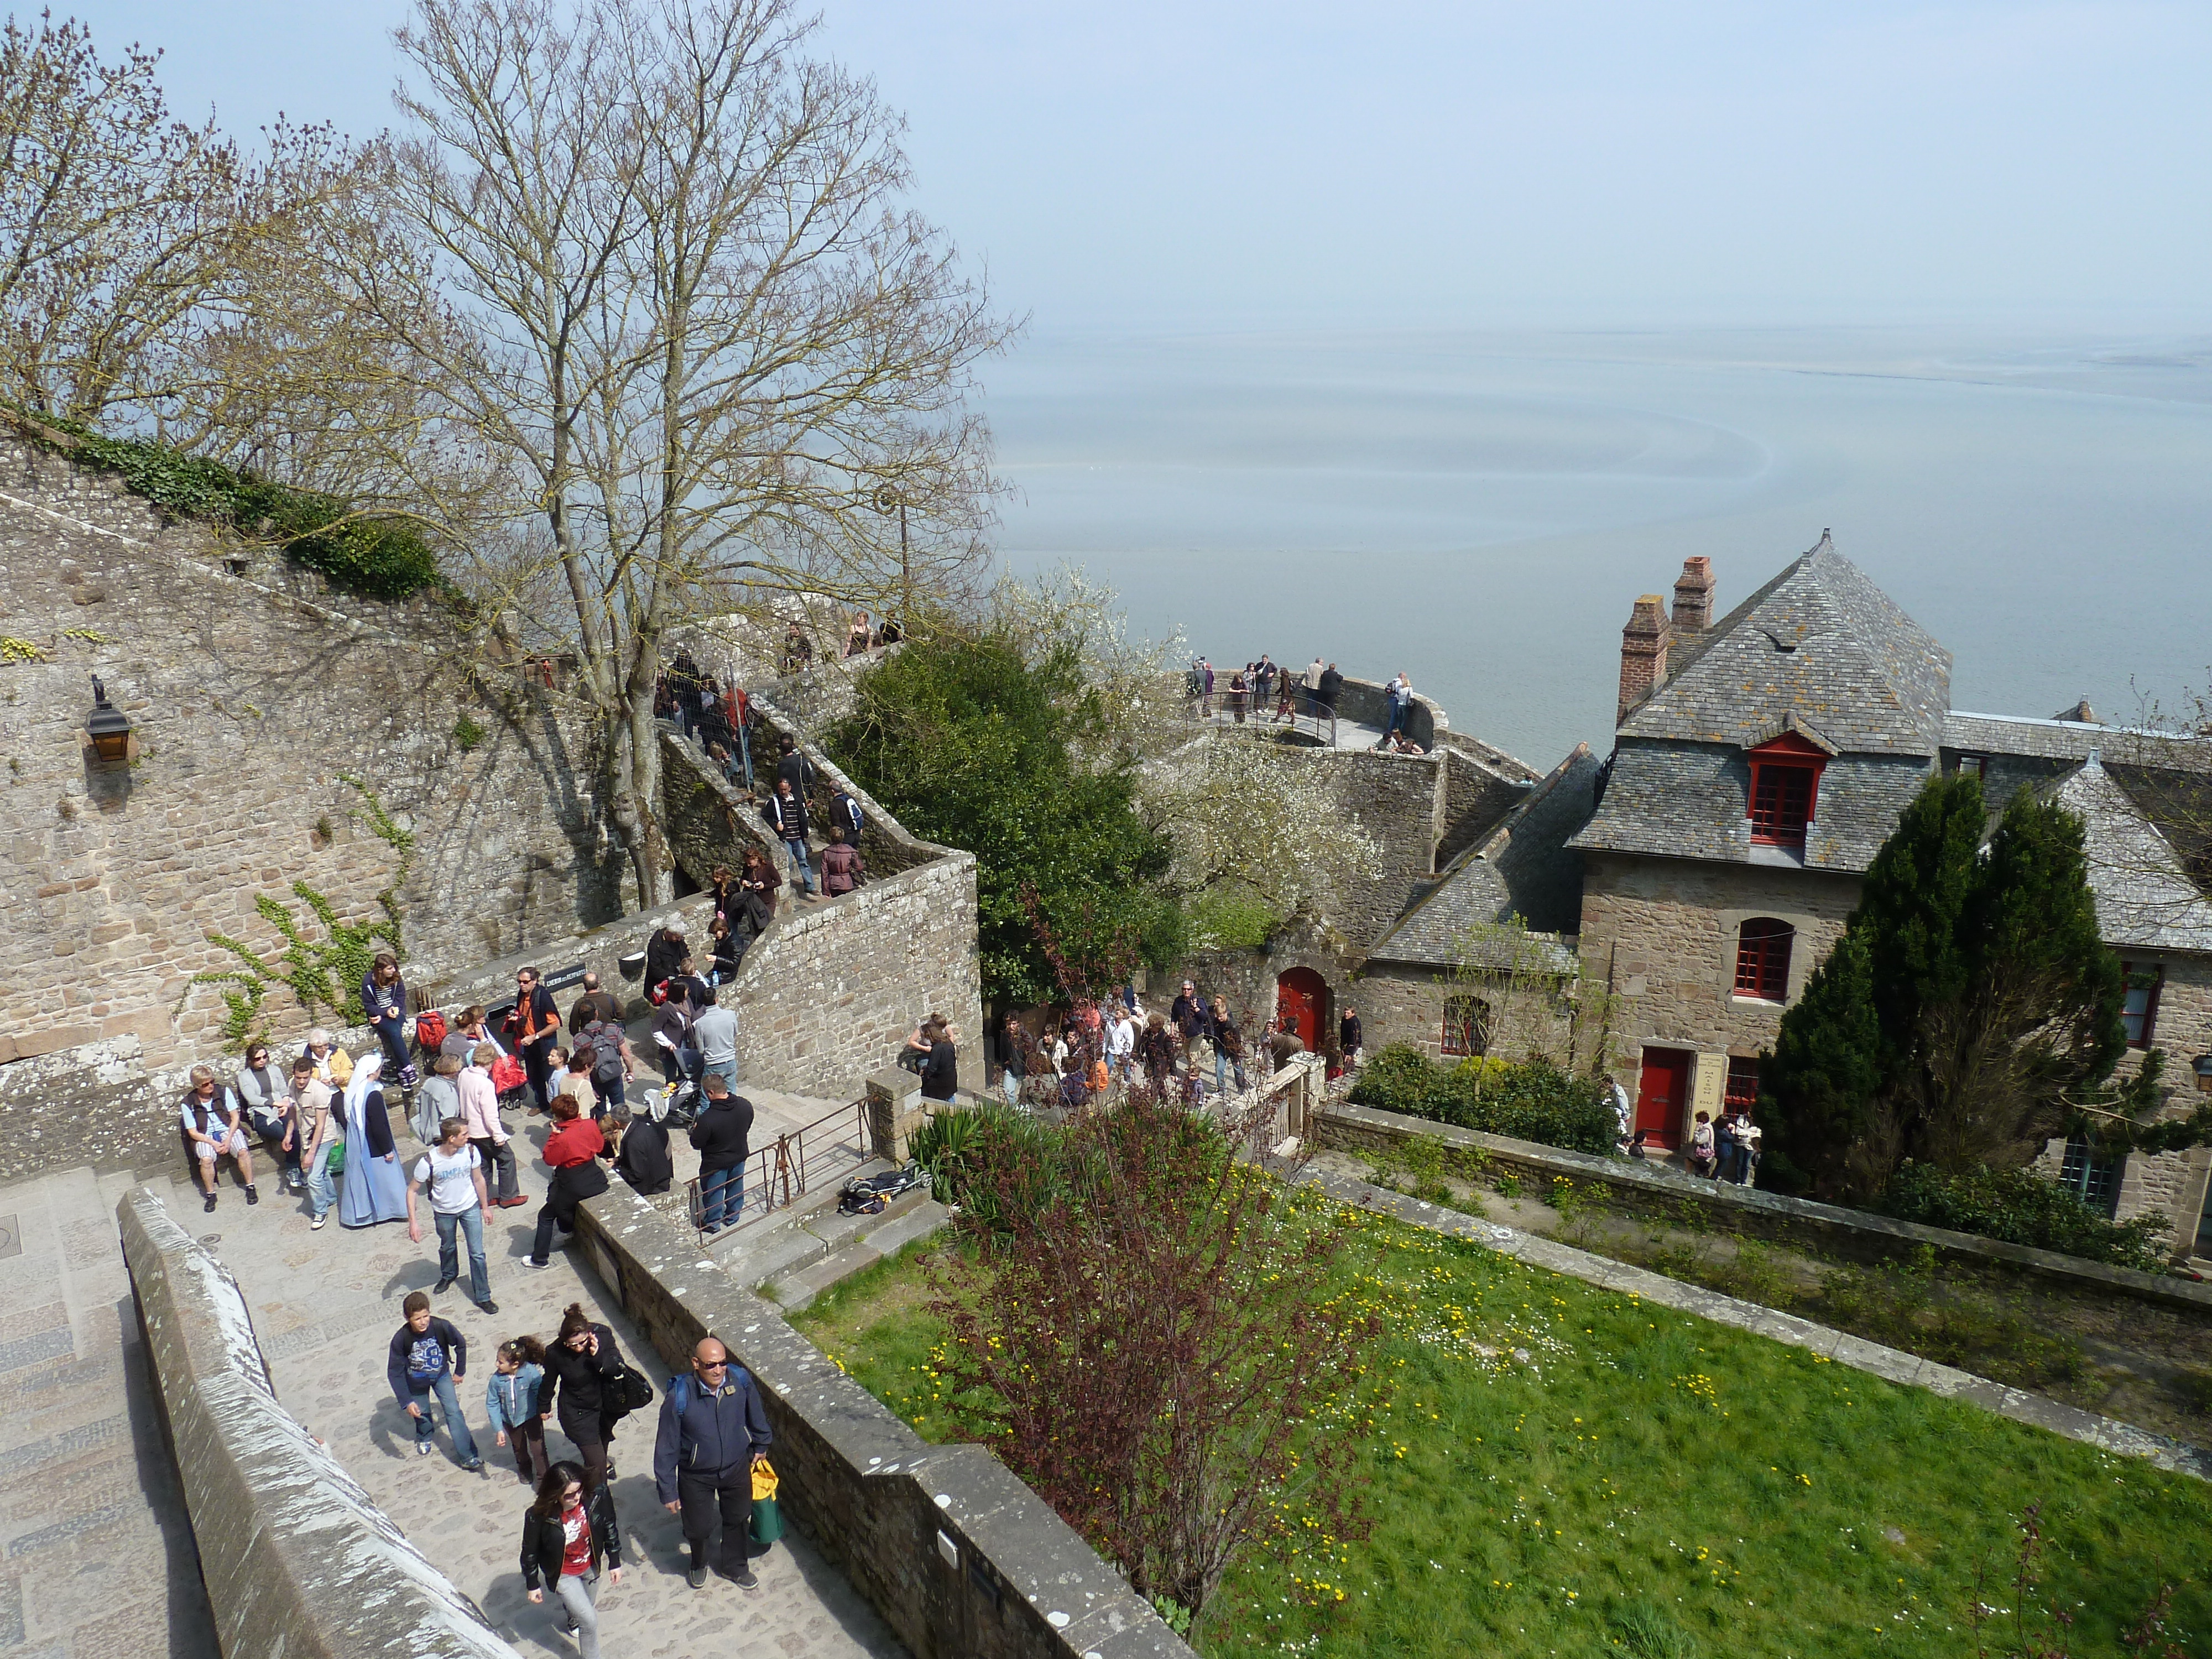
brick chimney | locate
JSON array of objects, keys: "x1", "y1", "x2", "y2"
[
  {"x1": 1618, "y1": 595, "x2": 1670, "y2": 725},
  {"x1": 1672, "y1": 556, "x2": 1715, "y2": 637}
]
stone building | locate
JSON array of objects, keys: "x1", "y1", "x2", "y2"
[{"x1": 1571, "y1": 534, "x2": 2212, "y2": 1260}]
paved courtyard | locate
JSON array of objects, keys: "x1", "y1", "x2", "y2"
[{"x1": 0, "y1": 1088, "x2": 906, "y2": 1659}]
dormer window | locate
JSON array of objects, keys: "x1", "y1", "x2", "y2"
[{"x1": 1746, "y1": 732, "x2": 1828, "y2": 847}]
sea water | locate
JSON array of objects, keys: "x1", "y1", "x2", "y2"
[{"x1": 986, "y1": 328, "x2": 2212, "y2": 769}]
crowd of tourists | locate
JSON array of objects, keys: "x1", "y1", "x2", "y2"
[
  {"x1": 386, "y1": 1289, "x2": 781, "y2": 1655},
  {"x1": 1184, "y1": 656, "x2": 1427, "y2": 752},
  {"x1": 979, "y1": 978, "x2": 1364, "y2": 1117}
]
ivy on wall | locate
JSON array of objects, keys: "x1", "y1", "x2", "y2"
[
  {"x1": 186, "y1": 773, "x2": 416, "y2": 1047},
  {"x1": 8, "y1": 408, "x2": 445, "y2": 601}
]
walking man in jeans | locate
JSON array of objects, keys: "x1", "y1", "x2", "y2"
[
  {"x1": 687, "y1": 1075, "x2": 753, "y2": 1235},
  {"x1": 763, "y1": 778, "x2": 815, "y2": 899},
  {"x1": 386, "y1": 1290, "x2": 484, "y2": 1469},
  {"x1": 406, "y1": 1118, "x2": 498, "y2": 1314},
  {"x1": 689, "y1": 985, "x2": 739, "y2": 1092},
  {"x1": 654, "y1": 1335, "x2": 773, "y2": 1590}
]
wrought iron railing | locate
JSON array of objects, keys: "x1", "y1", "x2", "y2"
[{"x1": 684, "y1": 1095, "x2": 872, "y2": 1241}]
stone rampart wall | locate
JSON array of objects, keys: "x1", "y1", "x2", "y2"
[
  {"x1": 1313, "y1": 1100, "x2": 2212, "y2": 1321},
  {"x1": 117, "y1": 1186, "x2": 523, "y2": 1659},
  {"x1": 570, "y1": 1182, "x2": 1194, "y2": 1659},
  {"x1": 0, "y1": 436, "x2": 618, "y2": 1069}
]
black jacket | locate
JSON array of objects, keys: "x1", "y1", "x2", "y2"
[
  {"x1": 520, "y1": 1483, "x2": 623, "y2": 1589},
  {"x1": 920, "y1": 1040, "x2": 958, "y2": 1103},
  {"x1": 545, "y1": 1323, "x2": 626, "y2": 1417},
  {"x1": 1317, "y1": 667, "x2": 1344, "y2": 712},
  {"x1": 615, "y1": 1118, "x2": 673, "y2": 1194},
  {"x1": 386, "y1": 1316, "x2": 467, "y2": 1405},
  {"x1": 688, "y1": 1095, "x2": 754, "y2": 1174},
  {"x1": 776, "y1": 750, "x2": 816, "y2": 800},
  {"x1": 1339, "y1": 1014, "x2": 1363, "y2": 1052},
  {"x1": 645, "y1": 929, "x2": 690, "y2": 990}
]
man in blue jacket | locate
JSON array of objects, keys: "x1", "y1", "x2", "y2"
[{"x1": 655, "y1": 1335, "x2": 773, "y2": 1590}]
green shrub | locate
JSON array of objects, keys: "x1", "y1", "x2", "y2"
[
  {"x1": 1875, "y1": 1161, "x2": 2171, "y2": 1272},
  {"x1": 1347, "y1": 1045, "x2": 1617, "y2": 1155},
  {"x1": 452, "y1": 713, "x2": 488, "y2": 753},
  {"x1": 910, "y1": 1103, "x2": 1073, "y2": 1236},
  {"x1": 28, "y1": 418, "x2": 440, "y2": 600}
]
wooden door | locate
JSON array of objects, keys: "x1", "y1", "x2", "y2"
[
  {"x1": 1635, "y1": 1047, "x2": 1693, "y2": 1150},
  {"x1": 1276, "y1": 967, "x2": 1329, "y2": 1052}
]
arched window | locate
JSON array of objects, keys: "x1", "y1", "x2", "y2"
[{"x1": 1733, "y1": 919, "x2": 1794, "y2": 1003}]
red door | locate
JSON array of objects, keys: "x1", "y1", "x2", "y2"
[
  {"x1": 1635, "y1": 1047, "x2": 1694, "y2": 1150},
  {"x1": 1276, "y1": 967, "x2": 1329, "y2": 1052}
]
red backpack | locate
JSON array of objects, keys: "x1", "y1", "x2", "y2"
[{"x1": 414, "y1": 1009, "x2": 449, "y2": 1052}]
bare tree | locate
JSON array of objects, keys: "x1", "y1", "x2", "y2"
[{"x1": 384, "y1": 0, "x2": 1009, "y2": 905}]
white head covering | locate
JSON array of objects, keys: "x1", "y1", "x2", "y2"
[{"x1": 343, "y1": 1051, "x2": 383, "y2": 1121}]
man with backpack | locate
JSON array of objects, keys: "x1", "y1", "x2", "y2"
[
  {"x1": 826, "y1": 787, "x2": 866, "y2": 843},
  {"x1": 578, "y1": 1014, "x2": 637, "y2": 1113},
  {"x1": 654, "y1": 1335, "x2": 771, "y2": 1590}
]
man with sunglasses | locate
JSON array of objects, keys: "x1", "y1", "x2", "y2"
[
  {"x1": 504, "y1": 966, "x2": 563, "y2": 1112},
  {"x1": 653, "y1": 1336, "x2": 772, "y2": 1592}
]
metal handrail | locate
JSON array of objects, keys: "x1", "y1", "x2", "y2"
[{"x1": 685, "y1": 1095, "x2": 871, "y2": 1240}]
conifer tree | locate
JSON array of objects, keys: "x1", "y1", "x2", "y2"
[{"x1": 1761, "y1": 774, "x2": 2166, "y2": 1203}]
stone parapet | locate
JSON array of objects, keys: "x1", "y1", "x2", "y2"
[
  {"x1": 1312, "y1": 1099, "x2": 2212, "y2": 1322},
  {"x1": 116, "y1": 1185, "x2": 521, "y2": 1659},
  {"x1": 568, "y1": 1181, "x2": 1197, "y2": 1659}
]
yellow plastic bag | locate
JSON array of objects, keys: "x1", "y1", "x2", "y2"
[{"x1": 750, "y1": 1459, "x2": 778, "y2": 1501}]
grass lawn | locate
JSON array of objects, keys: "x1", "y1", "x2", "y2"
[{"x1": 792, "y1": 1208, "x2": 2211, "y2": 1658}]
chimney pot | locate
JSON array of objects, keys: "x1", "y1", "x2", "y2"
[
  {"x1": 1618, "y1": 594, "x2": 1671, "y2": 726},
  {"x1": 1672, "y1": 556, "x2": 1715, "y2": 637}
]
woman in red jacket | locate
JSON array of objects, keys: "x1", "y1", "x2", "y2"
[{"x1": 522, "y1": 1096, "x2": 608, "y2": 1269}]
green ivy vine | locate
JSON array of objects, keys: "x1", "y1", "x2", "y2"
[{"x1": 186, "y1": 773, "x2": 417, "y2": 1047}]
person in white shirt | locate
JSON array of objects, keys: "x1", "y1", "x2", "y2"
[
  {"x1": 1107, "y1": 1007, "x2": 1136, "y2": 1087},
  {"x1": 406, "y1": 1118, "x2": 496, "y2": 1314}
]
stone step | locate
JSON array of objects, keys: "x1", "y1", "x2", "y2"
[
  {"x1": 769, "y1": 1198, "x2": 950, "y2": 1312},
  {"x1": 730, "y1": 1172, "x2": 936, "y2": 1296}
]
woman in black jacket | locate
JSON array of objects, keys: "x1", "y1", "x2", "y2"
[
  {"x1": 543, "y1": 1302, "x2": 630, "y2": 1493},
  {"x1": 521, "y1": 1459, "x2": 622, "y2": 1656},
  {"x1": 919, "y1": 1019, "x2": 959, "y2": 1103}
]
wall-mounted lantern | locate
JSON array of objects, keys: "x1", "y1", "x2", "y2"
[
  {"x1": 87, "y1": 676, "x2": 132, "y2": 764},
  {"x1": 2193, "y1": 1055, "x2": 2212, "y2": 1095}
]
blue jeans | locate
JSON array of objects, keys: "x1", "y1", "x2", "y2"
[
  {"x1": 1001, "y1": 1071, "x2": 1022, "y2": 1109},
  {"x1": 783, "y1": 837, "x2": 814, "y2": 894},
  {"x1": 371, "y1": 1017, "x2": 411, "y2": 1078},
  {"x1": 408, "y1": 1370, "x2": 480, "y2": 1464},
  {"x1": 306, "y1": 1150, "x2": 337, "y2": 1219},
  {"x1": 434, "y1": 1206, "x2": 491, "y2": 1305},
  {"x1": 705, "y1": 1057, "x2": 739, "y2": 1093},
  {"x1": 700, "y1": 1165, "x2": 743, "y2": 1232}
]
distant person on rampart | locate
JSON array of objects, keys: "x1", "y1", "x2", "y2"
[
  {"x1": 1303, "y1": 656, "x2": 1324, "y2": 716},
  {"x1": 1318, "y1": 661, "x2": 1344, "y2": 718},
  {"x1": 846, "y1": 611, "x2": 872, "y2": 656},
  {"x1": 1227, "y1": 670, "x2": 1248, "y2": 722},
  {"x1": 1338, "y1": 1006, "x2": 1363, "y2": 1066}
]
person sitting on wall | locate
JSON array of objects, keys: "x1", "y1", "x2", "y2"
[
  {"x1": 180, "y1": 1065, "x2": 257, "y2": 1214},
  {"x1": 613, "y1": 1102, "x2": 672, "y2": 1196},
  {"x1": 645, "y1": 919, "x2": 691, "y2": 997}
]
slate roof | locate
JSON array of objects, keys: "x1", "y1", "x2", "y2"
[
  {"x1": 1620, "y1": 533, "x2": 1953, "y2": 754},
  {"x1": 2057, "y1": 759, "x2": 2212, "y2": 954},
  {"x1": 1369, "y1": 745, "x2": 1601, "y2": 969},
  {"x1": 1564, "y1": 739, "x2": 1934, "y2": 872}
]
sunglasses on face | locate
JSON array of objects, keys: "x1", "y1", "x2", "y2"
[{"x1": 697, "y1": 1359, "x2": 728, "y2": 1372}]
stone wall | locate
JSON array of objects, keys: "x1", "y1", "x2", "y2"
[
  {"x1": 570, "y1": 1182, "x2": 1194, "y2": 1659},
  {"x1": 1349, "y1": 959, "x2": 1578, "y2": 1066},
  {"x1": 0, "y1": 435, "x2": 619, "y2": 1070},
  {"x1": 1577, "y1": 851, "x2": 1864, "y2": 1078},
  {"x1": 2110, "y1": 953, "x2": 2212, "y2": 1251},
  {"x1": 1312, "y1": 1100, "x2": 2212, "y2": 1321},
  {"x1": 117, "y1": 1186, "x2": 523, "y2": 1659}
]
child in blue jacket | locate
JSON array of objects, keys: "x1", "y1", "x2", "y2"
[{"x1": 484, "y1": 1335, "x2": 550, "y2": 1484}]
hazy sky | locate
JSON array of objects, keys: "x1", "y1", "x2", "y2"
[{"x1": 54, "y1": 1, "x2": 2212, "y2": 329}]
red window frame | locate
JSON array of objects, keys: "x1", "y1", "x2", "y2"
[
  {"x1": 2120, "y1": 961, "x2": 2163, "y2": 1048},
  {"x1": 1441, "y1": 994, "x2": 1489, "y2": 1057},
  {"x1": 1724, "y1": 1056, "x2": 1761, "y2": 1113},
  {"x1": 1746, "y1": 733, "x2": 1828, "y2": 847},
  {"x1": 1734, "y1": 918, "x2": 1794, "y2": 1002}
]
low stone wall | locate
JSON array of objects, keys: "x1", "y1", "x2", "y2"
[
  {"x1": 117, "y1": 1186, "x2": 521, "y2": 1659},
  {"x1": 569, "y1": 1182, "x2": 1194, "y2": 1659},
  {"x1": 1313, "y1": 1100, "x2": 2212, "y2": 1324}
]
